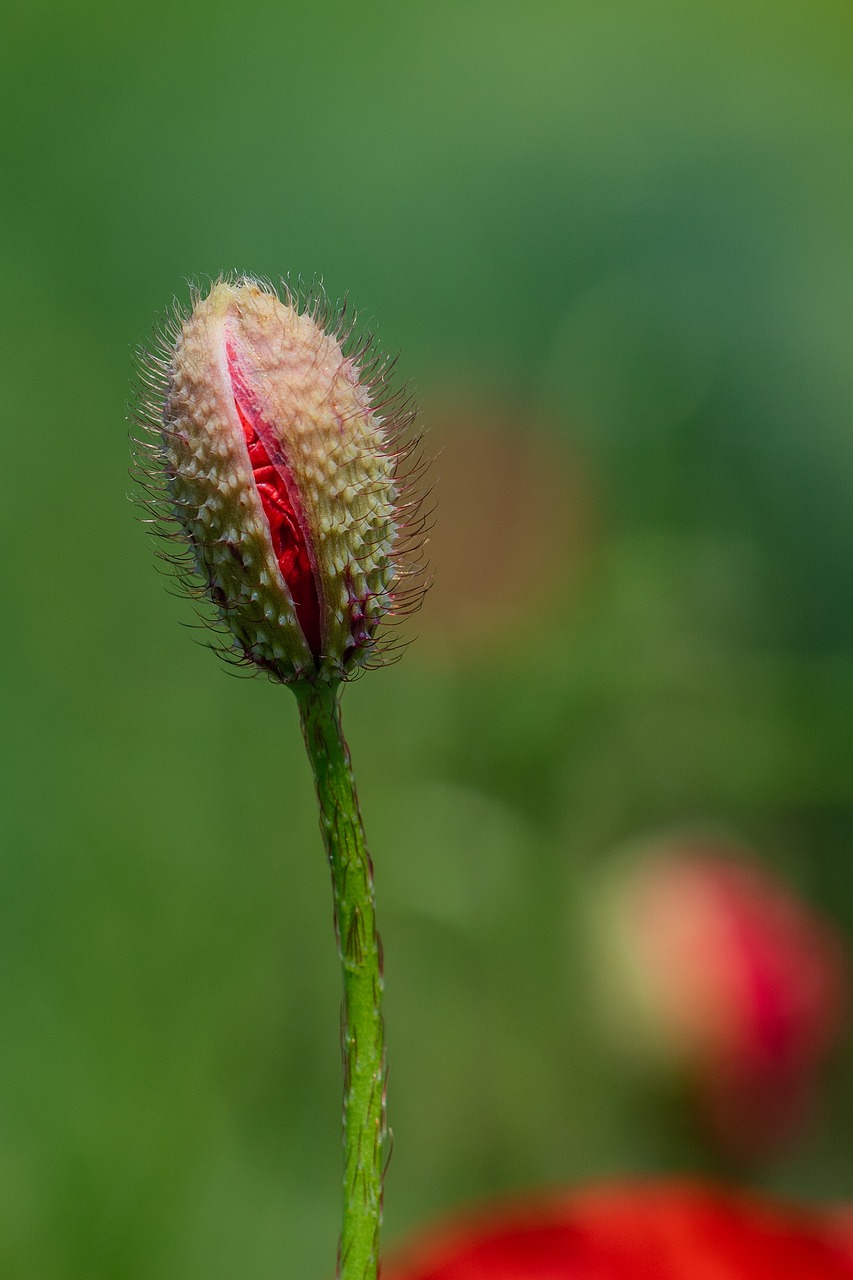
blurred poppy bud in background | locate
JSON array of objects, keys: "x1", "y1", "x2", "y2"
[
  {"x1": 414, "y1": 396, "x2": 589, "y2": 662},
  {"x1": 384, "y1": 1181, "x2": 853, "y2": 1280},
  {"x1": 590, "y1": 839, "x2": 847, "y2": 1159},
  {"x1": 134, "y1": 277, "x2": 426, "y2": 683}
]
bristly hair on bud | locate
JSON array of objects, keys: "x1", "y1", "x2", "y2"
[{"x1": 132, "y1": 275, "x2": 430, "y2": 685}]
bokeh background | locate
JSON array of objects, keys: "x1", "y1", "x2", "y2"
[{"x1": 3, "y1": 0, "x2": 853, "y2": 1275}]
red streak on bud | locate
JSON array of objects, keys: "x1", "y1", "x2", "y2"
[{"x1": 226, "y1": 339, "x2": 323, "y2": 661}]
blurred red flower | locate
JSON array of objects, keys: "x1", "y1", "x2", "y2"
[
  {"x1": 385, "y1": 1182, "x2": 853, "y2": 1279},
  {"x1": 592, "y1": 840, "x2": 847, "y2": 1156}
]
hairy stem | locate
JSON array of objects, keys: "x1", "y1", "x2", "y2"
[{"x1": 296, "y1": 681, "x2": 386, "y2": 1280}]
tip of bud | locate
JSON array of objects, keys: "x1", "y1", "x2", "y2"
[{"x1": 132, "y1": 275, "x2": 429, "y2": 685}]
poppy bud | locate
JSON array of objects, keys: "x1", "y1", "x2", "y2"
[{"x1": 134, "y1": 277, "x2": 424, "y2": 683}]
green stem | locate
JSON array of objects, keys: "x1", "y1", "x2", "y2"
[{"x1": 296, "y1": 681, "x2": 386, "y2": 1280}]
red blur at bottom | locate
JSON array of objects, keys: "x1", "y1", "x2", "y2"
[{"x1": 384, "y1": 1183, "x2": 853, "y2": 1280}]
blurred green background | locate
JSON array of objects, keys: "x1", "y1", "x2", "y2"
[{"x1": 3, "y1": 0, "x2": 853, "y2": 1275}]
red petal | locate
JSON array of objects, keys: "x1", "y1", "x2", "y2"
[{"x1": 385, "y1": 1182, "x2": 853, "y2": 1280}]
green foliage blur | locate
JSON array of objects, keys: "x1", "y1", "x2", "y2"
[{"x1": 2, "y1": 0, "x2": 853, "y2": 1275}]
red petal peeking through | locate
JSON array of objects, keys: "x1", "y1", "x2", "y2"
[{"x1": 226, "y1": 337, "x2": 323, "y2": 661}]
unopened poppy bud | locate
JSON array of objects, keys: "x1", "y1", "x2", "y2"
[{"x1": 135, "y1": 277, "x2": 425, "y2": 683}]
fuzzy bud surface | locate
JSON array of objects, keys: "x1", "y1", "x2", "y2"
[{"x1": 136, "y1": 278, "x2": 422, "y2": 683}]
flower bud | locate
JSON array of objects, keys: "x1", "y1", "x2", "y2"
[{"x1": 134, "y1": 277, "x2": 425, "y2": 683}]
